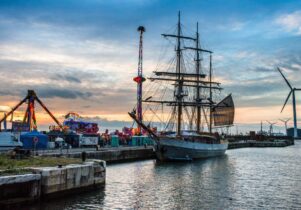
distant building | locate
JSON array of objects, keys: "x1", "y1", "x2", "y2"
[
  {"x1": 272, "y1": 132, "x2": 285, "y2": 137},
  {"x1": 287, "y1": 128, "x2": 301, "y2": 138}
]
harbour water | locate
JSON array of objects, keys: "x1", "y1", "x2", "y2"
[{"x1": 29, "y1": 141, "x2": 301, "y2": 209}]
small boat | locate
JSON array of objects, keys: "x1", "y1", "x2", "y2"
[{"x1": 129, "y1": 12, "x2": 234, "y2": 161}]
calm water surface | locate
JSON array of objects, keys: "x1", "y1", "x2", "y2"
[{"x1": 31, "y1": 141, "x2": 301, "y2": 209}]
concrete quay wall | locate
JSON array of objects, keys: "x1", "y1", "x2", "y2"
[
  {"x1": 0, "y1": 174, "x2": 41, "y2": 207},
  {"x1": 0, "y1": 160, "x2": 106, "y2": 208},
  {"x1": 31, "y1": 160, "x2": 106, "y2": 196},
  {"x1": 42, "y1": 146, "x2": 156, "y2": 163},
  {"x1": 81, "y1": 147, "x2": 155, "y2": 163},
  {"x1": 41, "y1": 142, "x2": 295, "y2": 162},
  {"x1": 228, "y1": 139, "x2": 294, "y2": 149}
]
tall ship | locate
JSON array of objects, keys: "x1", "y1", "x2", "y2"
[{"x1": 129, "y1": 12, "x2": 235, "y2": 161}]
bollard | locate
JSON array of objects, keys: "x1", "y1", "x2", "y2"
[{"x1": 81, "y1": 151, "x2": 87, "y2": 162}]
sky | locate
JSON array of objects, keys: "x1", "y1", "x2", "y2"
[{"x1": 1, "y1": 0, "x2": 301, "y2": 133}]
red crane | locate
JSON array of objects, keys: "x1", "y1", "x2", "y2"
[
  {"x1": 0, "y1": 90, "x2": 63, "y2": 131},
  {"x1": 133, "y1": 26, "x2": 146, "y2": 135}
]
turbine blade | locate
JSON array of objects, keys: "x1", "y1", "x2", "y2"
[
  {"x1": 281, "y1": 90, "x2": 292, "y2": 113},
  {"x1": 295, "y1": 88, "x2": 301, "y2": 91},
  {"x1": 280, "y1": 118, "x2": 290, "y2": 122},
  {"x1": 277, "y1": 67, "x2": 293, "y2": 90}
]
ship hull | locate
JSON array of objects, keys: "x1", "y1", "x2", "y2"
[{"x1": 155, "y1": 138, "x2": 228, "y2": 161}]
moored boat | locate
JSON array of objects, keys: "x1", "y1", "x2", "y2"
[
  {"x1": 129, "y1": 11, "x2": 234, "y2": 161},
  {"x1": 154, "y1": 131, "x2": 228, "y2": 161}
]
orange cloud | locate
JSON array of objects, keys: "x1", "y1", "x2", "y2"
[{"x1": 235, "y1": 105, "x2": 300, "y2": 124}]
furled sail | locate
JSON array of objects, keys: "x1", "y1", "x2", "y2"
[{"x1": 212, "y1": 94, "x2": 234, "y2": 126}]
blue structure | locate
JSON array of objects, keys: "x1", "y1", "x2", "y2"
[
  {"x1": 111, "y1": 135, "x2": 119, "y2": 147},
  {"x1": 287, "y1": 128, "x2": 301, "y2": 138},
  {"x1": 20, "y1": 131, "x2": 49, "y2": 149},
  {"x1": 131, "y1": 136, "x2": 154, "y2": 146}
]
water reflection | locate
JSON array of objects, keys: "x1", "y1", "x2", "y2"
[{"x1": 28, "y1": 142, "x2": 301, "y2": 209}]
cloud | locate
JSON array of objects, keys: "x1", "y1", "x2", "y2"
[
  {"x1": 0, "y1": 85, "x2": 93, "y2": 100},
  {"x1": 38, "y1": 88, "x2": 92, "y2": 99},
  {"x1": 234, "y1": 51, "x2": 257, "y2": 59},
  {"x1": 0, "y1": 90, "x2": 18, "y2": 97},
  {"x1": 221, "y1": 52, "x2": 301, "y2": 108},
  {"x1": 1, "y1": 0, "x2": 301, "y2": 128},
  {"x1": 62, "y1": 75, "x2": 81, "y2": 83},
  {"x1": 78, "y1": 115, "x2": 133, "y2": 131},
  {"x1": 0, "y1": 105, "x2": 11, "y2": 112},
  {"x1": 230, "y1": 21, "x2": 245, "y2": 31},
  {"x1": 52, "y1": 73, "x2": 81, "y2": 83},
  {"x1": 251, "y1": 66, "x2": 274, "y2": 73},
  {"x1": 275, "y1": 11, "x2": 301, "y2": 35},
  {"x1": 224, "y1": 80, "x2": 281, "y2": 99}
]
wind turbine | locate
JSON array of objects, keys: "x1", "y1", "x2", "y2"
[
  {"x1": 266, "y1": 121, "x2": 277, "y2": 136},
  {"x1": 279, "y1": 118, "x2": 290, "y2": 136},
  {"x1": 277, "y1": 67, "x2": 301, "y2": 138}
]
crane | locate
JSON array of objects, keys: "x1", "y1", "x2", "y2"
[{"x1": 133, "y1": 26, "x2": 146, "y2": 135}]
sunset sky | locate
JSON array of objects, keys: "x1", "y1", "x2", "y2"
[{"x1": 1, "y1": 0, "x2": 301, "y2": 133}]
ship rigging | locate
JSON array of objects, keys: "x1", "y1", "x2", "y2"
[{"x1": 137, "y1": 11, "x2": 234, "y2": 135}]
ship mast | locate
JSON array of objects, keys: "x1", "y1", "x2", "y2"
[
  {"x1": 209, "y1": 53, "x2": 213, "y2": 133},
  {"x1": 142, "y1": 12, "x2": 224, "y2": 135},
  {"x1": 185, "y1": 24, "x2": 213, "y2": 133},
  {"x1": 161, "y1": 11, "x2": 196, "y2": 135},
  {"x1": 176, "y1": 11, "x2": 183, "y2": 136},
  {"x1": 195, "y1": 22, "x2": 201, "y2": 133}
]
